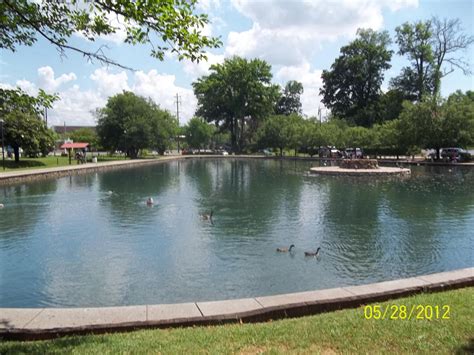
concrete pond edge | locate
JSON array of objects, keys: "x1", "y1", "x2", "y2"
[{"x1": 1, "y1": 267, "x2": 472, "y2": 341}]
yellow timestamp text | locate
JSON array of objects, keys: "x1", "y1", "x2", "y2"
[{"x1": 363, "y1": 304, "x2": 450, "y2": 320}]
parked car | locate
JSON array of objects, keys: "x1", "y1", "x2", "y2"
[
  {"x1": 441, "y1": 148, "x2": 472, "y2": 162},
  {"x1": 318, "y1": 146, "x2": 341, "y2": 158},
  {"x1": 344, "y1": 148, "x2": 363, "y2": 159}
]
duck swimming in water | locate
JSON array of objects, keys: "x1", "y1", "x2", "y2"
[
  {"x1": 146, "y1": 197, "x2": 154, "y2": 205},
  {"x1": 0, "y1": 203, "x2": 4, "y2": 209},
  {"x1": 277, "y1": 244, "x2": 295, "y2": 252},
  {"x1": 201, "y1": 210, "x2": 213, "y2": 221},
  {"x1": 304, "y1": 247, "x2": 321, "y2": 257}
]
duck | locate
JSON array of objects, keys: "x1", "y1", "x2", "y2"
[
  {"x1": 304, "y1": 247, "x2": 321, "y2": 257},
  {"x1": 107, "y1": 190, "x2": 113, "y2": 195},
  {"x1": 277, "y1": 244, "x2": 295, "y2": 252},
  {"x1": 146, "y1": 197, "x2": 154, "y2": 205},
  {"x1": 201, "y1": 210, "x2": 213, "y2": 221},
  {"x1": 0, "y1": 203, "x2": 4, "y2": 209}
]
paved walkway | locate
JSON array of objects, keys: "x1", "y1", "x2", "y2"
[{"x1": 1, "y1": 267, "x2": 472, "y2": 340}]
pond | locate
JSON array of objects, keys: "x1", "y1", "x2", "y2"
[{"x1": 0, "y1": 159, "x2": 473, "y2": 307}]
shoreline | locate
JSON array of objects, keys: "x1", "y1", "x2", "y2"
[
  {"x1": 0, "y1": 154, "x2": 472, "y2": 186},
  {"x1": 1, "y1": 267, "x2": 472, "y2": 341}
]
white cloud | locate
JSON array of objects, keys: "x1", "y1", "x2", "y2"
[
  {"x1": 38, "y1": 66, "x2": 77, "y2": 92},
  {"x1": 133, "y1": 70, "x2": 196, "y2": 122},
  {"x1": 276, "y1": 61, "x2": 324, "y2": 117},
  {"x1": 182, "y1": 52, "x2": 225, "y2": 78},
  {"x1": 15, "y1": 79, "x2": 37, "y2": 96},
  {"x1": 1, "y1": 66, "x2": 197, "y2": 127},
  {"x1": 90, "y1": 68, "x2": 129, "y2": 97},
  {"x1": 227, "y1": 0, "x2": 418, "y2": 66},
  {"x1": 51, "y1": 84, "x2": 106, "y2": 126},
  {"x1": 196, "y1": 0, "x2": 221, "y2": 11}
]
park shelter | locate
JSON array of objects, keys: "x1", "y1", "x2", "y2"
[{"x1": 60, "y1": 142, "x2": 89, "y2": 165}]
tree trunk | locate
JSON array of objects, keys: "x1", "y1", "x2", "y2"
[
  {"x1": 436, "y1": 148, "x2": 440, "y2": 160},
  {"x1": 13, "y1": 146, "x2": 20, "y2": 163}
]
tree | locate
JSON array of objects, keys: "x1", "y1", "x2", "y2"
[
  {"x1": 275, "y1": 80, "x2": 304, "y2": 115},
  {"x1": 430, "y1": 17, "x2": 474, "y2": 97},
  {"x1": 193, "y1": 56, "x2": 280, "y2": 153},
  {"x1": 256, "y1": 114, "x2": 302, "y2": 156},
  {"x1": 1, "y1": 87, "x2": 58, "y2": 162},
  {"x1": 184, "y1": 117, "x2": 215, "y2": 150},
  {"x1": 150, "y1": 109, "x2": 178, "y2": 155},
  {"x1": 96, "y1": 91, "x2": 176, "y2": 158},
  {"x1": 398, "y1": 92, "x2": 474, "y2": 159},
  {"x1": 69, "y1": 128, "x2": 99, "y2": 150},
  {"x1": 320, "y1": 29, "x2": 392, "y2": 126},
  {"x1": 391, "y1": 20, "x2": 434, "y2": 101},
  {"x1": 0, "y1": 0, "x2": 221, "y2": 69},
  {"x1": 391, "y1": 17, "x2": 473, "y2": 100}
]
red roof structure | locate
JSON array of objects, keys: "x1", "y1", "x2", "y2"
[{"x1": 60, "y1": 142, "x2": 89, "y2": 149}]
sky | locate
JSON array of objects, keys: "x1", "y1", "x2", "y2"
[{"x1": 0, "y1": 0, "x2": 473, "y2": 127}]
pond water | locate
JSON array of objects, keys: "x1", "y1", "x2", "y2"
[{"x1": 0, "y1": 159, "x2": 473, "y2": 307}]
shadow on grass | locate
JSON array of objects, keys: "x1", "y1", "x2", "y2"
[
  {"x1": 456, "y1": 338, "x2": 474, "y2": 354},
  {"x1": 3, "y1": 160, "x2": 46, "y2": 170},
  {"x1": 1, "y1": 334, "x2": 111, "y2": 354}
]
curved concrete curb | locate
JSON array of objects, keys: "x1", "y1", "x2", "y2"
[{"x1": 1, "y1": 267, "x2": 472, "y2": 341}]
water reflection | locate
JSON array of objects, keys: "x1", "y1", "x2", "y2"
[{"x1": 0, "y1": 160, "x2": 472, "y2": 307}]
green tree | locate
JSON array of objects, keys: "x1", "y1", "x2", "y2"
[
  {"x1": 193, "y1": 56, "x2": 280, "y2": 153},
  {"x1": 96, "y1": 91, "x2": 176, "y2": 158},
  {"x1": 3, "y1": 110, "x2": 56, "y2": 160},
  {"x1": 275, "y1": 80, "x2": 304, "y2": 115},
  {"x1": 69, "y1": 128, "x2": 100, "y2": 150},
  {"x1": 320, "y1": 29, "x2": 392, "y2": 126},
  {"x1": 391, "y1": 17, "x2": 472, "y2": 100},
  {"x1": 1, "y1": 0, "x2": 221, "y2": 69},
  {"x1": 256, "y1": 114, "x2": 302, "y2": 157},
  {"x1": 1, "y1": 88, "x2": 58, "y2": 162},
  {"x1": 184, "y1": 117, "x2": 215, "y2": 150},
  {"x1": 150, "y1": 109, "x2": 178, "y2": 155},
  {"x1": 391, "y1": 20, "x2": 435, "y2": 101},
  {"x1": 398, "y1": 92, "x2": 474, "y2": 159}
]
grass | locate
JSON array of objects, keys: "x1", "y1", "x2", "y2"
[
  {"x1": 0, "y1": 155, "x2": 134, "y2": 172},
  {"x1": 1, "y1": 288, "x2": 472, "y2": 354}
]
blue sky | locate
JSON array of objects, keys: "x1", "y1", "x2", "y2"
[{"x1": 0, "y1": 0, "x2": 472, "y2": 127}]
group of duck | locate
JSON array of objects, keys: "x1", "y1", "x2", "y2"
[{"x1": 277, "y1": 244, "x2": 321, "y2": 257}]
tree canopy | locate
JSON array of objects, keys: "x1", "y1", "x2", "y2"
[
  {"x1": 391, "y1": 17, "x2": 473, "y2": 100},
  {"x1": 184, "y1": 117, "x2": 215, "y2": 150},
  {"x1": 275, "y1": 81, "x2": 304, "y2": 115},
  {"x1": 193, "y1": 56, "x2": 280, "y2": 153},
  {"x1": 320, "y1": 29, "x2": 392, "y2": 127},
  {"x1": 1, "y1": 88, "x2": 58, "y2": 162},
  {"x1": 96, "y1": 91, "x2": 177, "y2": 158},
  {"x1": 1, "y1": 0, "x2": 221, "y2": 69}
]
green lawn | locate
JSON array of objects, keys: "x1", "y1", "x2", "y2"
[
  {"x1": 0, "y1": 155, "x2": 132, "y2": 172},
  {"x1": 1, "y1": 288, "x2": 472, "y2": 354}
]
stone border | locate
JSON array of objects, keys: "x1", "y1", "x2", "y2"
[
  {"x1": 1, "y1": 267, "x2": 472, "y2": 341},
  {"x1": 310, "y1": 166, "x2": 411, "y2": 176}
]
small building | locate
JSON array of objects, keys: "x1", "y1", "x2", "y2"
[{"x1": 60, "y1": 142, "x2": 89, "y2": 165}]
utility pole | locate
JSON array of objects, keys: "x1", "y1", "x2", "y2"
[
  {"x1": 175, "y1": 93, "x2": 181, "y2": 126},
  {"x1": 318, "y1": 106, "x2": 322, "y2": 126},
  {"x1": 174, "y1": 93, "x2": 182, "y2": 153},
  {"x1": 44, "y1": 107, "x2": 48, "y2": 127}
]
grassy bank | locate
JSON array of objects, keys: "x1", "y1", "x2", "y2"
[
  {"x1": 1, "y1": 288, "x2": 472, "y2": 354},
  {"x1": 0, "y1": 155, "x2": 133, "y2": 172}
]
